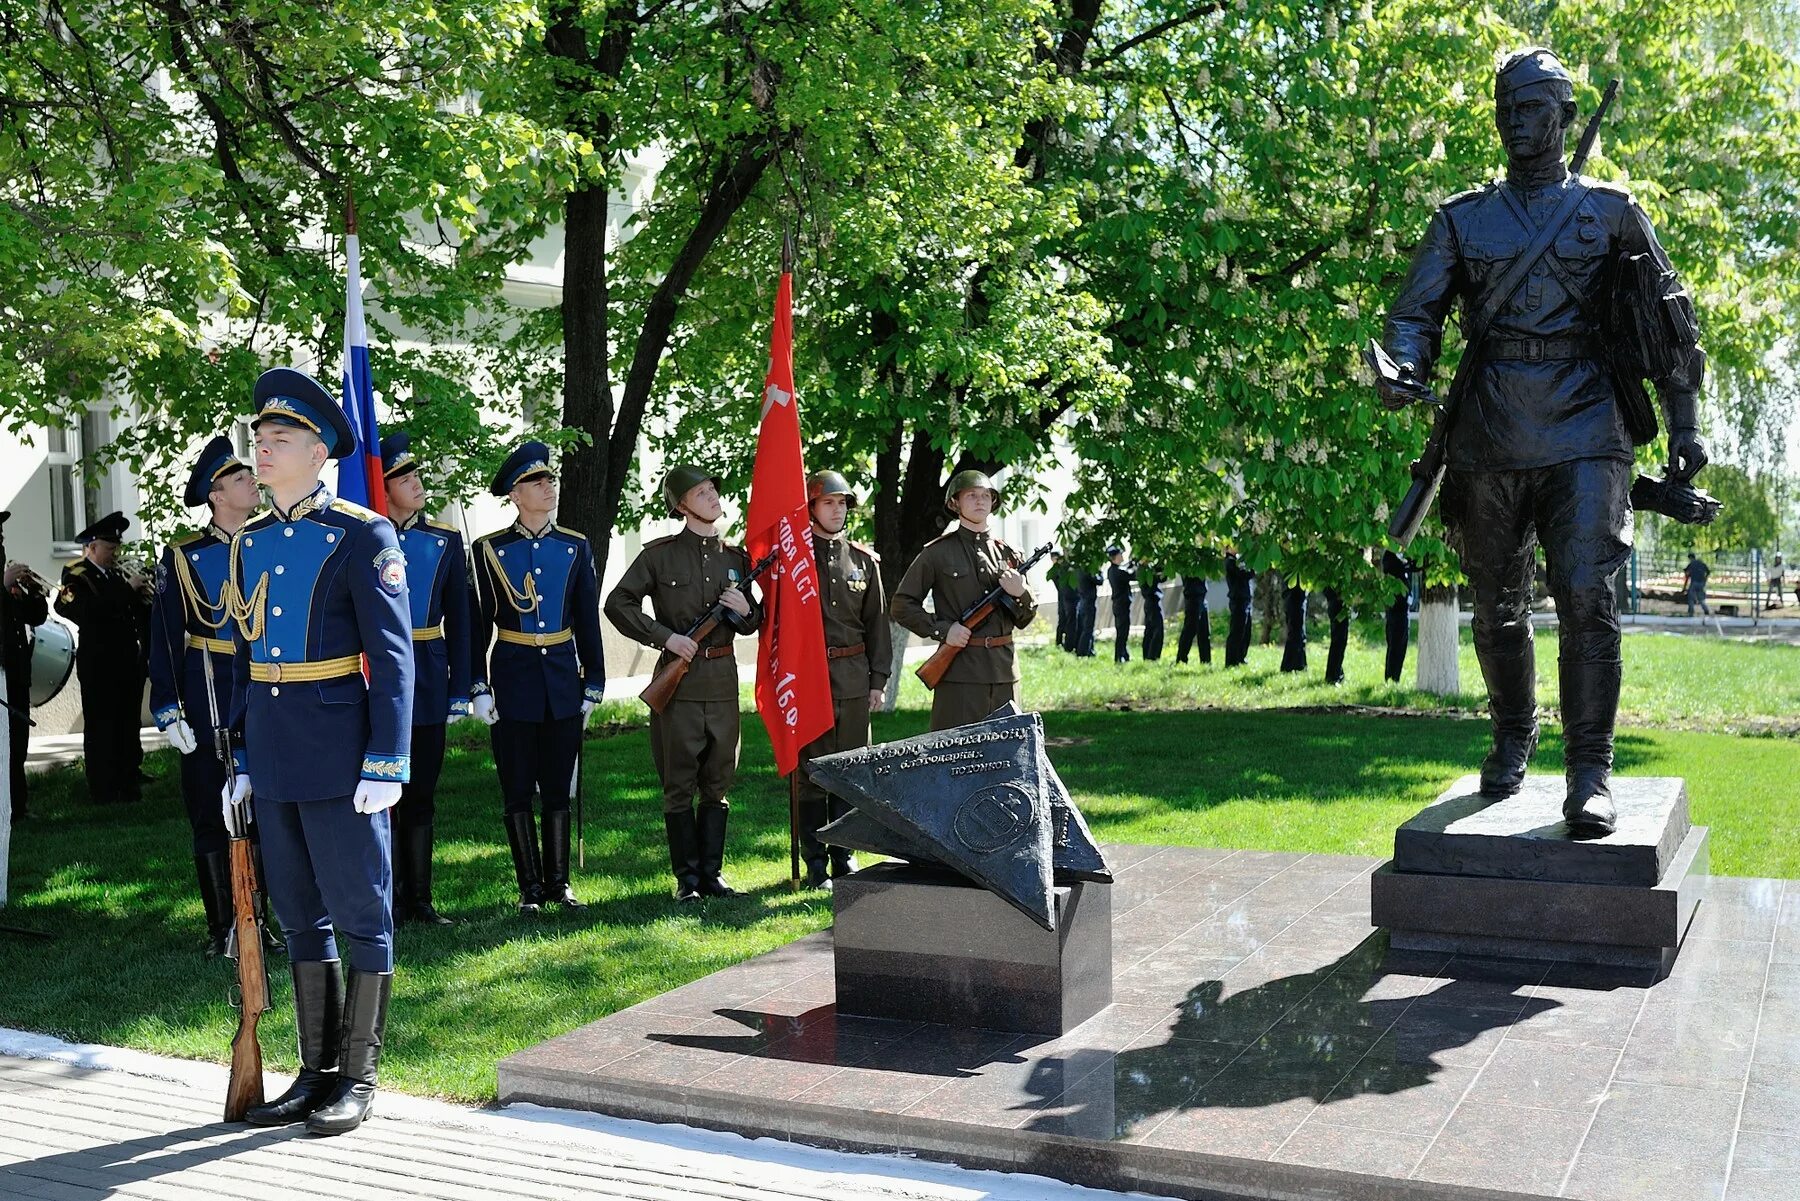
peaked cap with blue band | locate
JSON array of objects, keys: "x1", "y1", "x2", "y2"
[
  {"x1": 184, "y1": 435, "x2": 251, "y2": 507},
  {"x1": 380, "y1": 430, "x2": 419, "y2": 481},
  {"x1": 491, "y1": 440, "x2": 554, "y2": 496},
  {"x1": 251, "y1": 367, "x2": 355, "y2": 460}
]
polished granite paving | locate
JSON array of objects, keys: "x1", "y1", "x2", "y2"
[{"x1": 498, "y1": 846, "x2": 1800, "y2": 1201}]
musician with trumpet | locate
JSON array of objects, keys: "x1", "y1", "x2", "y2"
[
  {"x1": 3, "y1": 521, "x2": 52, "y2": 821},
  {"x1": 55, "y1": 511, "x2": 153, "y2": 806}
]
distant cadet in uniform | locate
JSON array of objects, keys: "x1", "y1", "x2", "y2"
[
  {"x1": 1049, "y1": 551, "x2": 1079, "y2": 653},
  {"x1": 55, "y1": 510, "x2": 152, "y2": 805},
  {"x1": 892, "y1": 470, "x2": 1035, "y2": 731},
  {"x1": 1223, "y1": 550, "x2": 1254, "y2": 667},
  {"x1": 1382, "y1": 551, "x2": 1413, "y2": 682},
  {"x1": 224, "y1": 368, "x2": 412, "y2": 1135},
  {"x1": 3, "y1": 522, "x2": 50, "y2": 821},
  {"x1": 1105, "y1": 546, "x2": 1133, "y2": 663},
  {"x1": 1074, "y1": 565, "x2": 1099, "y2": 657},
  {"x1": 795, "y1": 471, "x2": 890, "y2": 890},
  {"x1": 1138, "y1": 565, "x2": 1166, "y2": 661},
  {"x1": 1280, "y1": 579, "x2": 1308, "y2": 673},
  {"x1": 606, "y1": 466, "x2": 761, "y2": 902},
  {"x1": 149, "y1": 436, "x2": 268, "y2": 956},
  {"x1": 469, "y1": 441, "x2": 604, "y2": 914},
  {"x1": 1176, "y1": 571, "x2": 1211, "y2": 665},
  {"x1": 381, "y1": 432, "x2": 472, "y2": 925}
]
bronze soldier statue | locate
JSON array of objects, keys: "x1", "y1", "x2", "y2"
[{"x1": 1379, "y1": 49, "x2": 1707, "y2": 835}]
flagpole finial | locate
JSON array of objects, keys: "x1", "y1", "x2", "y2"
[
  {"x1": 781, "y1": 229, "x2": 794, "y2": 275},
  {"x1": 344, "y1": 187, "x2": 358, "y2": 237}
]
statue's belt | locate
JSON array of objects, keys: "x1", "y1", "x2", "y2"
[{"x1": 1486, "y1": 335, "x2": 1603, "y2": 362}]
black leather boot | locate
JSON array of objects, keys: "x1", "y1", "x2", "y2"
[
  {"x1": 1562, "y1": 659, "x2": 1621, "y2": 837},
  {"x1": 664, "y1": 810, "x2": 702, "y2": 903},
  {"x1": 540, "y1": 809, "x2": 583, "y2": 908},
  {"x1": 1477, "y1": 638, "x2": 1539, "y2": 798},
  {"x1": 502, "y1": 811, "x2": 544, "y2": 914},
  {"x1": 827, "y1": 796, "x2": 857, "y2": 879},
  {"x1": 389, "y1": 813, "x2": 414, "y2": 924},
  {"x1": 305, "y1": 969, "x2": 392, "y2": 1136},
  {"x1": 695, "y1": 804, "x2": 737, "y2": 898},
  {"x1": 195, "y1": 851, "x2": 232, "y2": 959},
  {"x1": 403, "y1": 821, "x2": 452, "y2": 924},
  {"x1": 244, "y1": 960, "x2": 343, "y2": 1126},
  {"x1": 798, "y1": 797, "x2": 831, "y2": 890}
]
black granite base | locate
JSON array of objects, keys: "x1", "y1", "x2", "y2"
[
  {"x1": 1375, "y1": 775, "x2": 1708, "y2": 971},
  {"x1": 833, "y1": 861, "x2": 1112, "y2": 1035},
  {"x1": 497, "y1": 848, "x2": 1797, "y2": 1201}
]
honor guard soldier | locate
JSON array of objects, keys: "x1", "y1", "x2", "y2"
[
  {"x1": 605, "y1": 465, "x2": 761, "y2": 902},
  {"x1": 893, "y1": 470, "x2": 1035, "y2": 731},
  {"x1": 55, "y1": 510, "x2": 152, "y2": 805},
  {"x1": 381, "y1": 432, "x2": 472, "y2": 924},
  {"x1": 1381, "y1": 48, "x2": 1707, "y2": 834},
  {"x1": 795, "y1": 471, "x2": 890, "y2": 890},
  {"x1": 469, "y1": 441, "x2": 604, "y2": 913},
  {"x1": 224, "y1": 368, "x2": 413, "y2": 1136},
  {"x1": 3, "y1": 519, "x2": 50, "y2": 821},
  {"x1": 149, "y1": 437, "x2": 270, "y2": 956}
]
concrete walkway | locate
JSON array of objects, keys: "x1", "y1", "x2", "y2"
[{"x1": 0, "y1": 1030, "x2": 1163, "y2": 1201}]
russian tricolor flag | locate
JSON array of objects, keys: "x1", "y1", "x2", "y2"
[{"x1": 339, "y1": 231, "x2": 386, "y2": 515}]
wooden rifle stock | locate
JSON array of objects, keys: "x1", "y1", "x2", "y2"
[
  {"x1": 637, "y1": 550, "x2": 779, "y2": 714},
  {"x1": 223, "y1": 833, "x2": 269, "y2": 1122},
  {"x1": 913, "y1": 542, "x2": 1054, "y2": 691}
]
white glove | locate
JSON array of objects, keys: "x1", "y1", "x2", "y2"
[
  {"x1": 580, "y1": 699, "x2": 597, "y2": 721},
  {"x1": 353, "y1": 780, "x2": 404, "y2": 814},
  {"x1": 222, "y1": 773, "x2": 251, "y2": 826},
  {"x1": 471, "y1": 693, "x2": 498, "y2": 725},
  {"x1": 164, "y1": 719, "x2": 198, "y2": 755}
]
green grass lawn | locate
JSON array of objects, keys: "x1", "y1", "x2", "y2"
[{"x1": 1, "y1": 627, "x2": 1794, "y2": 1102}]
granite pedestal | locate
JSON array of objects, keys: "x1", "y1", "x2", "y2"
[
  {"x1": 1373, "y1": 775, "x2": 1709, "y2": 972},
  {"x1": 833, "y1": 861, "x2": 1112, "y2": 1035}
]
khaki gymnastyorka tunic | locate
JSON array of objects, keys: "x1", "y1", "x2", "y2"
[
  {"x1": 604, "y1": 528, "x2": 761, "y2": 813},
  {"x1": 891, "y1": 524, "x2": 1035, "y2": 730}
]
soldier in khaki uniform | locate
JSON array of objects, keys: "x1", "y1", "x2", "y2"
[
  {"x1": 605, "y1": 465, "x2": 761, "y2": 902},
  {"x1": 795, "y1": 471, "x2": 891, "y2": 890},
  {"x1": 892, "y1": 470, "x2": 1035, "y2": 731}
]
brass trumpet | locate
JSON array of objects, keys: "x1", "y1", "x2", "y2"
[{"x1": 4, "y1": 561, "x2": 51, "y2": 599}]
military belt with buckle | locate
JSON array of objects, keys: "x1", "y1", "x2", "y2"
[
  {"x1": 826, "y1": 642, "x2": 866, "y2": 660},
  {"x1": 701, "y1": 644, "x2": 735, "y2": 660},
  {"x1": 248, "y1": 654, "x2": 363, "y2": 684},
  {"x1": 497, "y1": 627, "x2": 573, "y2": 648},
  {"x1": 185, "y1": 634, "x2": 236, "y2": 655},
  {"x1": 965, "y1": 634, "x2": 1013, "y2": 649},
  {"x1": 1487, "y1": 336, "x2": 1603, "y2": 362}
]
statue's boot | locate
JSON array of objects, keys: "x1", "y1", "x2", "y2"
[
  {"x1": 244, "y1": 960, "x2": 343, "y2": 1126},
  {"x1": 1561, "y1": 659, "x2": 1621, "y2": 837},
  {"x1": 1478, "y1": 638, "x2": 1539, "y2": 798},
  {"x1": 305, "y1": 969, "x2": 392, "y2": 1136}
]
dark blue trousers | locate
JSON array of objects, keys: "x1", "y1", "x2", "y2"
[
  {"x1": 255, "y1": 794, "x2": 393, "y2": 973},
  {"x1": 491, "y1": 716, "x2": 581, "y2": 817}
]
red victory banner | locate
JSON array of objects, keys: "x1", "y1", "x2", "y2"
[{"x1": 745, "y1": 261, "x2": 833, "y2": 778}]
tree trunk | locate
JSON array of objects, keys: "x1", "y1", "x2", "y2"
[
  {"x1": 1416, "y1": 583, "x2": 1460, "y2": 696},
  {"x1": 559, "y1": 182, "x2": 612, "y2": 574},
  {"x1": 881, "y1": 621, "x2": 909, "y2": 713}
]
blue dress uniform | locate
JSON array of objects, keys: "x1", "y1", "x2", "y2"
[
  {"x1": 228, "y1": 368, "x2": 411, "y2": 1136},
  {"x1": 471, "y1": 441, "x2": 604, "y2": 911},
  {"x1": 148, "y1": 436, "x2": 266, "y2": 956},
  {"x1": 380, "y1": 432, "x2": 471, "y2": 925}
]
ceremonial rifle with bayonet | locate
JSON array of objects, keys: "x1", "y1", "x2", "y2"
[
  {"x1": 915, "y1": 542, "x2": 1054, "y2": 690},
  {"x1": 639, "y1": 550, "x2": 778, "y2": 714}
]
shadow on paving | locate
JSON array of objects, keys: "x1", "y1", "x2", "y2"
[{"x1": 0, "y1": 1118, "x2": 316, "y2": 1200}]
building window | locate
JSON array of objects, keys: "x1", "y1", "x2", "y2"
[{"x1": 46, "y1": 409, "x2": 107, "y2": 549}]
